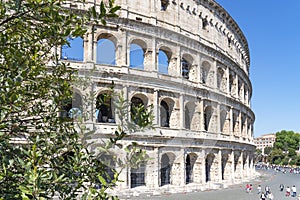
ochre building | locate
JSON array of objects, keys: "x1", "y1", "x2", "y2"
[{"x1": 61, "y1": 0, "x2": 256, "y2": 195}]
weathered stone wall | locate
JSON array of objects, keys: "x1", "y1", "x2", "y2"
[{"x1": 62, "y1": 0, "x2": 256, "y2": 195}]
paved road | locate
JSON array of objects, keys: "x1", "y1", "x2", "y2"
[{"x1": 129, "y1": 169, "x2": 300, "y2": 200}]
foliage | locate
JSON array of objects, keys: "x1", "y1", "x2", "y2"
[
  {"x1": 264, "y1": 146, "x2": 272, "y2": 156},
  {"x1": 267, "y1": 130, "x2": 300, "y2": 166},
  {"x1": 0, "y1": 0, "x2": 153, "y2": 199}
]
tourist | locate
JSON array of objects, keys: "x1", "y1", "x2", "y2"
[
  {"x1": 260, "y1": 192, "x2": 267, "y2": 200},
  {"x1": 286, "y1": 186, "x2": 291, "y2": 197},
  {"x1": 249, "y1": 184, "x2": 253, "y2": 193},
  {"x1": 292, "y1": 185, "x2": 297, "y2": 197},
  {"x1": 279, "y1": 183, "x2": 284, "y2": 191},
  {"x1": 267, "y1": 192, "x2": 274, "y2": 200},
  {"x1": 265, "y1": 185, "x2": 270, "y2": 195},
  {"x1": 246, "y1": 183, "x2": 250, "y2": 193},
  {"x1": 257, "y1": 184, "x2": 262, "y2": 194}
]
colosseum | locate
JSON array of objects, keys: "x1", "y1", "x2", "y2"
[{"x1": 61, "y1": 0, "x2": 256, "y2": 195}]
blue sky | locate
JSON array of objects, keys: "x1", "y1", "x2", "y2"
[{"x1": 216, "y1": 0, "x2": 300, "y2": 136}]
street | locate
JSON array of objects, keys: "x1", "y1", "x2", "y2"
[{"x1": 129, "y1": 169, "x2": 300, "y2": 200}]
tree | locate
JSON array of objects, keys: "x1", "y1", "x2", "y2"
[
  {"x1": 264, "y1": 146, "x2": 272, "y2": 156},
  {"x1": 0, "y1": 1, "x2": 153, "y2": 199}
]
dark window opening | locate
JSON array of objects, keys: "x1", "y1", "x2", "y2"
[
  {"x1": 161, "y1": 0, "x2": 169, "y2": 11},
  {"x1": 96, "y1": 93, "x2": 113, "y2": 123},
  {"x1": 131, "y1": 97, "x2": 145, "y2": 124},
  {"x1": 202, "y1": 17, "x2": 208, "y2": 30},
  {"x1": 131, "y1": 162, "x2": 146, "y2": 188},
  {"x1": 60, "y1": 93, "x2": 82, "y2": 119},
  {"x1": 160, "y1": 101, "x2": 170, "y2": 127},
  {"x1": 181, "y1": 58, "x2": 190, "y2": 79},
  {"x1": 161, "y1": 154, "x2": 171, "y2": 186}
]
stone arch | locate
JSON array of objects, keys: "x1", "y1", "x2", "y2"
[
  {"x1": 160, "y1": 98, "x2": 175, "y2": 128},
  {"x1": 220, "y1": 109, "x2": 229, "y2": 134},
  {"x1": 229, "y1": 73, "x2": 236, "y2": 96},
  {"x1": 184, "y1": 102, "x2": 197, "y2": 130},
  {"x1": 185, "y1": 153, "x2": 197, "y2": 184},
  {"x1": 130, "y1": 93, "x2": 149, "y2": 124},
  {"x1": 160, "y1": 153, "x2": 175, "y2": 186},
  {"x1": 61, "y1": 36, "x2": 84, "y2": 61},
  {"x1": 241, "y1": 114, "x2": 246, "y2": 137},
  {"x1": 181, "y1": 54, "x2": 193, "y2": 80},
  {"x1": 158, "y1": 46, "x2": 172, "y2": 75},
  {"x1": 129, "y1": 39, "x2": 147, "y2": 70},
  {"x1": 233, "y1": 111, "x2": 240, "y2": 137},
  {"x1": 204, "y1": 105, "x2": 213, "y2": 132},
  {"x1": 201, "y1": 61, "x2": 214, "y2": 87},
  {"x1": 98, "y1": 154, "x2": 115, "y2": 186},
  {"x1": 96, "y1": 90, "x2": 114, "y2": 123},
  {"x1": 205, "y1": 153, "x2": 215, "y2": 182},
  {"x1": 242, "y1": 152, "x2": 248, "y2": 170},
  {"x1": 60, "y1": 91, "x2": 83, "y2": 119},
  {"x1": 217, "y1": 67, "x2": 227, "y2": 92},
  {"x1": 221, "y1": 152, "x2": 230, "y2": 180},
  {"x1": 96, "y1": 33, "x2": 117, "y2": 65},
  {"x1": 184, "y1": 101, "x2": 196, "y2": 130},
  {"x1": 234, "y1": 151, "x2": 241, "y2": 178},
  {"x1": 238, "y1": 81, "x2": 244, "y2": 101},
  {"x1": 130, "y1": 153, "x2": 149, "y2": 188}
]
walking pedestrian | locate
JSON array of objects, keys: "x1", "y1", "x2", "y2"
[
  {"x1": 257, "y1": 184, "x2": 262, "y2": 194},
  {"x1": 246, "y1": 183, "x2": 250, "y2": 193},
  {"x1": 265, "y1": 185, "x2": 270, "y2": 195},
  {"x1": 286, "y1": 186, "x2": 291, "y2": 197},
  {"x1": 292, "y1": 185, "x2": 297, "y2": 197},
  {"x1": 267, "y1": 192, "x2": 274, "y2": 200},
  {"x1": 260, "y1": 192, "x2": 267, "y2": 200},
  {"x1": 279, "y1": 183, "x2": 284, "y2": 191}
]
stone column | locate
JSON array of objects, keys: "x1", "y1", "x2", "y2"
[
  {"x1": 180, "y1": 149, "x2": 186, "y2": 186},
  {"x1": 229, "y1": 107, "x2": 233, "y2": 138},
  {"x1": 239, "y1": 151, "x2": 244, "y2": 181},
  {"x1": 217, "y1": 149, "x2": 222, "y2": 182},
  {"x1": 153, "y1": 89, "x2": 159, "y2": 126},
  {"x1": 93, "y1": 34, "x2": 98, "y2": 63},
  {"x1": 217, "y1": 103, "x2": 221, "y2": 134},
  {"x1": 226, "y1": 66, "x2": 230, "y2": 95},
  {"x1": 200, "y1": 99, "x2": 205, "y2": 131},
  {"x1": 230, "y1": 150, "x2": 235, "y2": 184},
  {"x1": 147, "y1": 147, "x2": 160, "y2": 188},
  {"x1": 200, "y1": 149, "x2": 206, "y2": 184},
  {"x1": 238, "y1": 111, "x2": 242, "y2": 138},
  {"x1": 84, "y1": 26, "x2": 94, "y2": 62},
  {"x1": 179, "y1": 93, "x2": 184, "y2": 129}
]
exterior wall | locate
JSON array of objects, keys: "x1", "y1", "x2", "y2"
[
  {"x1": 61, "y1": 0, "x2": 256, "y2": 195},
  {"x1": 254, "y1": 133, "x2": 276, "y2": 154}
]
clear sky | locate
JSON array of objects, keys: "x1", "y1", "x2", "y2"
[{"x1": 215, "y1": 0, "x2": 300, "y2": 137}]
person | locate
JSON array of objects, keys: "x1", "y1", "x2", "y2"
[
  {"x1": 265, "y1": 185, "x2": 270, "y2": 195},
  {"x1": 286, "y1": 186, "x2": 291, "y2": 197},
  {"x1": 279, "y1": 183, "x2": 284, "y2": 191},
  {"x1": 249, "y1": 184, "x2": 253, "y2": 193},
  {"x1": 260, "y1": 192, "x2": 267, "y2": 200},
  {"x1": 257, "y1": 184, "x2": 262, "y2": 194},
  {"x1": 267, "y1": 192, "x2": 274, "y2": 200},
  {"x1": 292, "y1": 185, "x2": 297, "y2": 197},
  {"x1": 246, "y1": 183, "x2": 250, "y2": 193}
]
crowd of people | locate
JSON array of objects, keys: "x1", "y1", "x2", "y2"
[{"x1": 245, "y1": 183, "x2": 299, "y2": 200}]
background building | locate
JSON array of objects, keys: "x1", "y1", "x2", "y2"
[
  {"x1": 254, "y1": 133, "x2": 276, "y2": 154},
  {"x1": 61, "y1": 0, "x2": 256, "y2": 195}
]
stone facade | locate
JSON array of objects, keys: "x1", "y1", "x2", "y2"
[{"x1": 61, "y1": 0, "x2": 256, "y2": 195}]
